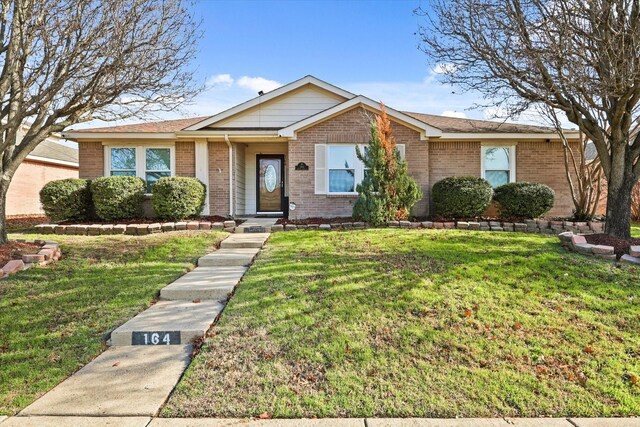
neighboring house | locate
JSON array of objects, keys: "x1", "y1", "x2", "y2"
[
  {"x1": 7, "y1": 136, "x2": 79, "y2": 216},
  {"x1": 63, "y1": 75, "x2": 580, "y2": 219}
]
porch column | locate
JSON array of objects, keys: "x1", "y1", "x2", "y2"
[{"x1": 195, "y1": 139, "x2": 210, "y2": 215}]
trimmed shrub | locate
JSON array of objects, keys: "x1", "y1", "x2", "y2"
[
  {"x1": 39, "y1": 178, "x2": 92, "y2": 222},
  {"x1": 91, "y1": 176, "x2": 145, "y2": 220},
  {"x1": 432, "y1": 176, "x2": 493, "y2": 218},
  {"x1": 493, "y1": 182, "x2": 555, "y2": 219},
  {"x1": 152, "y1": 177, "x2": 206, "y2": 220}
]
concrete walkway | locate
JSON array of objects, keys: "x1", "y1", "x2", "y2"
[
  {"x1": 2, "y1": 417, "x2": 638, "y2": 426},
  {"x1": 235, "y1": 217, "x2": 278, "y2": 233},
  {"x1": 17, "y1": 231, "x2": 270, "y2": 418}
]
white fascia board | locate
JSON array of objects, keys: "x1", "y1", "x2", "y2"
[
  {"x1": 26, "y1": 155, "x2": 78, "y2": 167},
  {"x1": 62, "y1": 132, "x2": 176, "y2": 140},
  {"x1": 183, "y1": 75, "x2": 356, "y2": 131},
  {"x1": 279, "y1": 96, "x2": 443, "y2": 140},
  {"x1": 175, "y1": 130, "x2": 280, "y2": 138},
  {"x1": 438, "y1": 132, "x2": 580, "y2": 140}
]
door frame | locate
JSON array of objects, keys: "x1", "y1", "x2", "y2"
[{"x1": 256, "y1": 154, "x2": 285, "y2": 214}]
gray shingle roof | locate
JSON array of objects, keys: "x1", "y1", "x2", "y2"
[{"x1": 30, "y1": 139, "x2": 78, "y2": 164}]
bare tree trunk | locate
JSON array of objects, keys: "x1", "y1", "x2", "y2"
[
  {"x1": 0, "y1": 180, "x2": 10, "y2": 243},
  {"x1": 605, "y1": 147, "x2": 636, "y2": 240}
]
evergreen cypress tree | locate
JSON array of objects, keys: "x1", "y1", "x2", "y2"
[{"x1": 353, "y1": 105, "x2": 422, "y2": 224}]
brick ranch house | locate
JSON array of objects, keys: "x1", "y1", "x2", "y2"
[
  {"x1": 7, "y1": 134, "x2": 78, "y2": 216},
  {"x1": 63, "y1": 76, "x2": 580, "y2": 219}
]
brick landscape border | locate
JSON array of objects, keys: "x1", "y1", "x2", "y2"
[
  {"x1": 33, "y1": 220, "x2": 238, "y2": 236},
  {"x1": 0, "y1": 239, "x2": 61, "y2": 279},
  {"x1": 272, "y1": 219, "x2": 605, "y2": 234},
  {"x1": 558, "y1": 231, "x2": 640, "y2": 265}
]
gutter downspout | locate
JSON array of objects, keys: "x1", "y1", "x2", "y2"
[{"x1": 224, "y1": 134, "x2": 233, "y2": 217}]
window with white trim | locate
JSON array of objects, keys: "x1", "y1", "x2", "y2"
[
  {"x1": 481, "y1": 146, "x2": 516, "y2": 188},
  {"x1": 322, "y1": 144, "x2": 405, "y2": 194},
  {"x1": 107, "y1": 145, "x2": 175, "y2": 193},
  {"x1": 328, "y1": 145, "x2": 357, "y2": 193}
]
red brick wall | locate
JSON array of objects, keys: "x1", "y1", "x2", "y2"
[
  {"x1": 288, "y1": 107, "x2": 428, "y2": 219},
  {"x1": 7, "y1": 160, "x2": 78, "y2": 215},
  {"x1": 78, "y1": 142, "x2": 103, "y2": 179},
  {"x1": 175, "y1": 141, "x2": 195, "y2": 177},
  {"x1": 516, "y1": 141, "x2": 576, "y2": 217},
  {"x1": 209, "y1": 141, "x2": 230, "y2": 216},
  {"x1": 428, "y1": 140, "x2": 482, "y2": 209}
]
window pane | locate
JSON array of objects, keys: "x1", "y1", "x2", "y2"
[
  {"x1": 485, "y1": 170, "x2": 510, "y2": 187},
  {"x1": 329, "y1": 170, "x2": 355, "y2": 192},
  {"x1": 111, "y1": 148, "x2": 136, "y2": 170},
  {"x1": 328, "y1": 146, "x2": 355, "y2": 169},
  {"x1": 146, "y1": 148, "x2": 171, "y2": 171},
  {"x1": 146, "y1": 171, "x2": 171, "y2": 192},
  {"x1": 111, "y1": 170, "x2": 136, "y2": 177},
  {"x1": 484, "y1": 147, "x2": 510, "y2": 170}
]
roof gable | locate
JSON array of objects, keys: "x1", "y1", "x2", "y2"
[
  {"x1": 185, "y1": 75, "x2": 354, "y2": 131},
  {"x1": 279, "y1": 96, "x2": 443, "y2": 140}
]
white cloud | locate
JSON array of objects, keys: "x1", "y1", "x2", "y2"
[
  {"x1": 431, "y1": 63, "x2": 459, "y2": 75},
  {"x1": 236, "y1": 76, "x2": 282, "y2": 93},
  {"x1": 205, "y1": 73, "x2": 234, "y2": 88},
  {"x1": 441, "y1": 110, "x2": 467, "y2": 118}
]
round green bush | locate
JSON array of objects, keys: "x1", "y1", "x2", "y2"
[
  {"x1": 91, "y1": 176, "x2": 145, "y2": 220},
  {"x1": 39, "y1": 178, "x2": 92, "y2": 222},
  {"x1": 151, "y1": 177, "x2": 206, "y2": 220},
  {"x1": 493, "y1": 182, "x2": 555, "y2": 219},
  {"x1": 432, "y1": 176, "x2": 493, "y2": 219}
]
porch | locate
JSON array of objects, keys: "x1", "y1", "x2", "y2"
[{"x1": 231, "y1": 141, "x2": 288, "y2": 217}]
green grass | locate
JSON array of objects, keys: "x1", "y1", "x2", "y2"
[
  {"x1": 632, "y1": 223, "x2": 640, "y2": 237},
  {"x1": 0, "y1": 230, "x2": 226, "y2": 415},
  {"x1": 164, "y1": 229, "x2": 640, "y2": 418}
]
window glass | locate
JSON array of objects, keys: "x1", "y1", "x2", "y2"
[
  {"x1": 145, "y1": 148, "x2": 171, "y2": 192},
  {"x1": 146, "y1": 148, "x2": 171, "y2": 171},
  {"x1": 111, "y1": 148, "x2": 136, "y2": 175},
  {"x1": 329, "y1": 170, "x2": 355, "y2": 193},
  {"x1": 485, "y1": 147, "x2": 509, "y2": 170},
  {"x1": 485, "y1": 170, "x2": 509, "y2": 187},
  {"x1": 328, "y1": 146, "x2": 355, "y2": 170},
  {"x1": 484, "y1": 147, "x2": 511, "y2": 187},
  {"x1": 328, "y1": 146, "x2": 356, "y2": 193}
]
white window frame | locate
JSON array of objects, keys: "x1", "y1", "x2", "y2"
[
  {"x1": 104, "y1": 144, "x2": 176, "y2": 194},
  {"x1": 326, "y1": 144, "x2": 363, "y2": 195},
  {"x1": 481, "y1": 145, "x2": 516, "y2": 187}
]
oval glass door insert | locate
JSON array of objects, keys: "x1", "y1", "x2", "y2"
[{"x1": 264, "y1": 164, "x2": 277, "y2": 192}]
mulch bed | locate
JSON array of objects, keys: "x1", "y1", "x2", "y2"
[
  {"x1": 585, "y1": 233, "x2": 640, "y2": 257},
  {"x1": 59, "y1": 215, "x2": 236, "y2": 225},
  {"x1": 7, "y1": 215, "x2": 49, "y2": 229},
  {"x1": 277, "y1": 217, "x2": 356, "y2": 225},
  {"x1": 0, "y1": 241, "x2": 42, "y2": 266}
]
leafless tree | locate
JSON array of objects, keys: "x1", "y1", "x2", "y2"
[
  {"x1": 0, "y1": 0, "x2": 201, "y2": 242},
  {"x1": 542, "y1": 106, "x2": 603, "y2": 220},
  {"x1": 418, "y1": 0, "x2": 640, "y2": 239}
]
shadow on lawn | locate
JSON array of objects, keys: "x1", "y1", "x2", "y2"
[{"x1": 164, "y1": 229, "x2": 640, "y2": 418}]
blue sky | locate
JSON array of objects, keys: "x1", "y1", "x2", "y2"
[{"x1": 174, "y1": 0, "x2": 487, "y2": 121}]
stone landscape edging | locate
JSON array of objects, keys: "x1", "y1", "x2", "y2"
[
  {"x1": 272, "y1": 219, "x2": 605, "y2": 234},
  {"x1": 0, "y1": 239, "x2": 61, "y2": 279},
  {"x1": 34, "y1": 220, "x2": 238, "y2": 236},
  {"x1": 558, "y1": 231, "x2": 640, "y2": 265}
]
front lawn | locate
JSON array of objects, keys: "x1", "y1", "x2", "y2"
[
  {"x1": 164, "y1": 229, "x2": 640, "y2": 418},
  {"x1": 0, "y1": 230, "x2": 226, "y2": 415}
]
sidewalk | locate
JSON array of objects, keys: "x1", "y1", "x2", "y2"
[
  {"x1": 15, "y1": 231, "x2": 271, "y2": 418},
  {"x1": 1, "y1": 416, "x2": 638, "y2": 426}
]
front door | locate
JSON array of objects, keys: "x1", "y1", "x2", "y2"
[{"x1": 256, "y1": 155, "x2": 284, "y2": 213}]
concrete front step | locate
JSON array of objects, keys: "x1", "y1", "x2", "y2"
[
  {"x1": 110, "y1": 300, "x2": 224, "y2": 347},
  {"x1": 198, "y1": 248, "x2": 260, "y2": 267},
  {"x1": 235, "y1": 225, "x2": 271, "y2": 233},
  {"x1": 160, "y1": 266, "x2": 247, "y2": 300},
  {"x1": 220, "y1": 233, "x2": 270, "y2": 249},
  {"x1": 20, "y1": 345, "x2": 191, "y2": 416}
]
